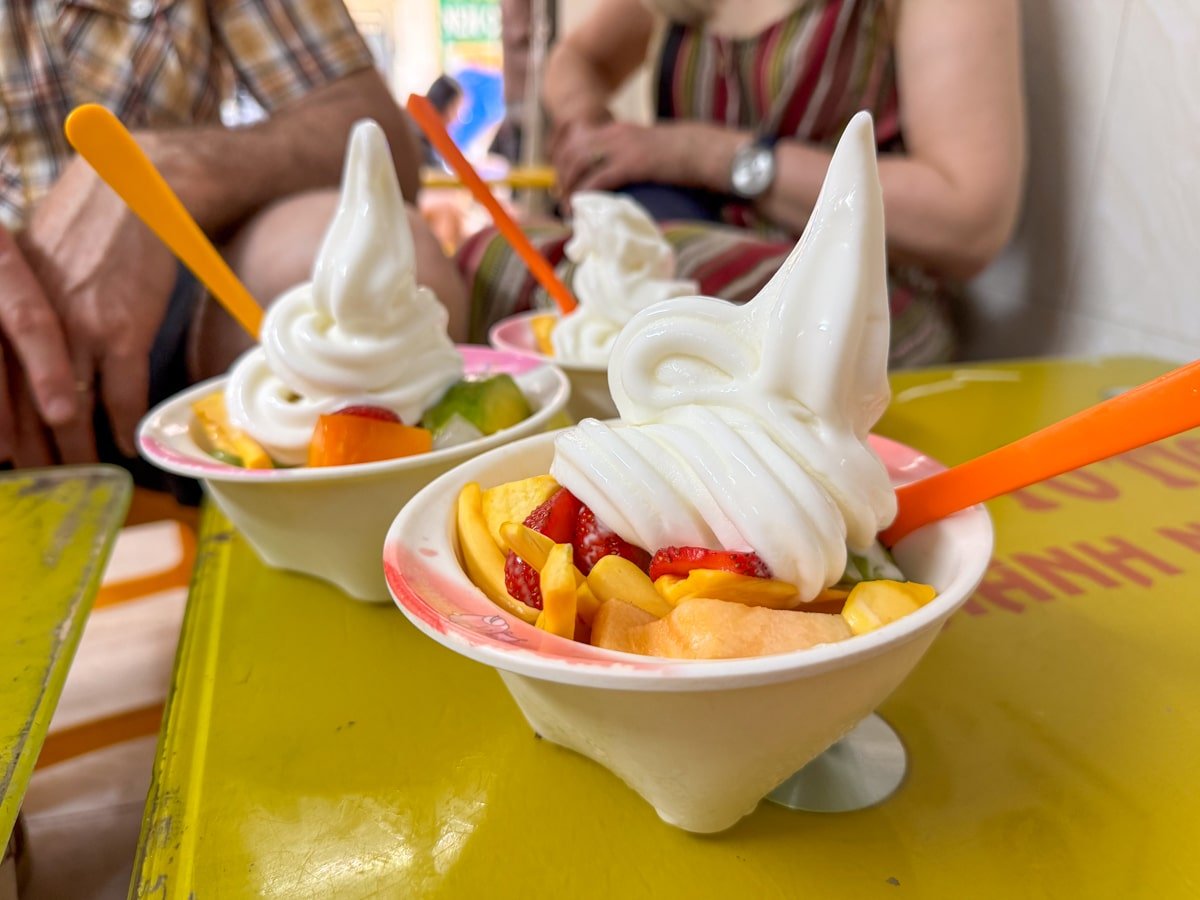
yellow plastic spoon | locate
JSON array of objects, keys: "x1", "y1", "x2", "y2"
[{"x1": 63, "y1": 104, "x2": 263, "y2": 338}]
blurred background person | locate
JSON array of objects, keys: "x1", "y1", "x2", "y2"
[
  {"x1": 421, "y1": 74, "x2": 467, "y2": 165},
  {"x1": 461, "y1": 0, "x2": 1024, "y2": 367}
]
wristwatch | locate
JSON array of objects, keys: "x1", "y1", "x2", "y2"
[{"x1": 730, "y1": 134, "x2": 779, "y2": 199}]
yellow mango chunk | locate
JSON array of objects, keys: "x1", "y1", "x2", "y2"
[
  {"x1": 456, "y1": 483, "x2": 538, "y2": 624},
  {"x1": 481, "y1": 475, "x2": 559, "y2": 547},
  {"x1": 535, "y1": 543, "x2": 577, "y2": 639},
  {"x1": 191, "y1": 392, "x2": 273, "y2": 468},
  {"x1": 500, "y1": 524, "x2": 584, "y2": 584},
  {"x1": 655, "y1": 570, "x2": 800, "y2": 609},
  {"x1": 841, "y1": 580, "x2": 937, "y2": 636},
  {"x1": 530, "y1": 313, "x2": 557, "y2": 356},
  {"x1": 500, "y1": 523, "x2": 596, "y2": 624},
  {"x1": 591, "y1": 599, "x2": 657, "y2": 654},
  {"x1": 588, "y1": 555, "x2": 673, "y2": 618},
  {"x1": 597, "y1": 598, "x2": 851, "y2": 659},
  {"x1": 576, "y1": 582, "x2": 600, "y2": 626}
]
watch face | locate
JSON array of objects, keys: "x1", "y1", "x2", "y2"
[{"x1": 731, "y1": 144, "x2": 776, "y2": 198}]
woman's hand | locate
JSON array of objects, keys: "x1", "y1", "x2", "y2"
[
  {"x1": 20, "y1": 156, "x2": 178, "y2": 460},
  {"x1": 554, "y1": 121, "x2": 695, "y2": 199}
]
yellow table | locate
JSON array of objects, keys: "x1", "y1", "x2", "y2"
[
  {"x1": 0, "y1": 466, "x2": 131, "y2": 843},
  {"x1": 132, "y1": 357, "x2": 1200, "y2": 898}
]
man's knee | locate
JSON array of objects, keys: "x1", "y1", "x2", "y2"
[
  {"x1": 225, "y1": 192, "x2": 465, "y2": 330},
  {"x1": 224, "y1": 189, "x2": 341, "y2": 306}
]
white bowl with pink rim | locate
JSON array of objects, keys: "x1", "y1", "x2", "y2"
[
  {"x1": 489, "y1": 311, "x2": 616, "y2": 422},
  {"x1": 383, "y1": 429, "x2": 993, "y2": 833},
  {"x1": 139, "y1": 346, "x2": 570, "y2": 602}
]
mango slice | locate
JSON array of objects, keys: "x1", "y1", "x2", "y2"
[
  {"x1": 588, "y1": 556, "x2": 673, "y2": 618},
  {"x1": 481, "y1": 475, "x2": 559, "y2": 547},
  {"x1": 191, "y1": 393, "x2": 272, "y2": 468},
  {"x1": 841, "y1": 580, "x2": 937, "y2": 636},
  {"x1": 654, "y1": 570, "x2": 800, "y2": 609},
  {"x1": 456, "y1": 483, "x2": 538, "y2": 624},
  {"x1": 500, "y1": 523, "x2": 598, "y2": 625},
  {"x1": 530, "y1": 314, "x2": 556, "y2": 356},
  {"x1": 535, "y1": 543, "x2": 577, "y2": 639}
]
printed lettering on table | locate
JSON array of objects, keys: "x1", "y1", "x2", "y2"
[{"x1": 965, "y1": 435, "x2": 1200, "y2": 617}]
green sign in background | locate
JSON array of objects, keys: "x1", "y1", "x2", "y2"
[{"x1": 440, "y1": 0, "x2": 501, "y2": 45}]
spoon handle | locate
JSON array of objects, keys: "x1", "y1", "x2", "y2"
[
  {"x1": 881, "y1": 357, "x2": 1200, "y2": 545},
  {"x1": 64, "y1": 104, "x2": 263, "y2": 339}
]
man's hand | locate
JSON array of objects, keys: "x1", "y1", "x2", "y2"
[
  {"x1": 20, "y1": 156, "x2": 178, "y2": 460},
  {"x1": 0, "y1": 227, "x2": 77, "y2": 465}
]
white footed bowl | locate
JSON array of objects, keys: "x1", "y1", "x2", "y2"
[
  {"x1": 488, "y1": 311, "x2": 616, "y2": 421},
  {"x1": 139, "y1": 346, "x2": 570, "y2": 602},
  {"x1": 384, "y1": 430, "x2": 993, "y2": 833}
]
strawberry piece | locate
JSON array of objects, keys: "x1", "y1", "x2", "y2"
[
  {"x1": 523, "y1": 488, "x2": 582, "y2": 543},
  {"x1": 648, "y1": 546, "x2": 772, "y2": 581},
  {"x1": 504, "y1": 488, "x2": 582, "y2": 609},
  {"x1": 334, "y1": 405, "x2": 401, "y2": 423},
  {"x1": 572, "y1": 504, "x2": 651, "y2": 575}
]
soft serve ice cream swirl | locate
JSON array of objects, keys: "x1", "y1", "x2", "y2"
[
  {"x1": 551, "y1": 193, "x2": 696, "y2": 365},
  {"x1": 550, "y1": 113, "x2": 896, "y2": 602},
  {"x1": 225, "y1": 120, "x2": 463, "y2": 465}
]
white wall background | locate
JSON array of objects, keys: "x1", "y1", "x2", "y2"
[{"x1": 965, "y1": 0, "x2": 1200, "y2": 363}]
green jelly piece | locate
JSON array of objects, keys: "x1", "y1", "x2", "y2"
[
  {"x1": 208, "y1": 448, "x2": 244, "y2": 468},
  {"x1": 422, "y1": 374, "x2": 532, "y2": 437}
]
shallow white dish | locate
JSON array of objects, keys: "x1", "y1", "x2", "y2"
[
  {"x1": 139, "y1": 346, "x2": 570, "y2": 601},
  {"x1": 383, "y1": 429, "x2": 993, "y2": 832},
  {"x1": 488, "y1": 311, "x2": 616, "y2": 421}
]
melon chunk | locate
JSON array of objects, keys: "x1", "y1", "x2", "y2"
[
  {"x1": 591, "y1": 599, "x2": 657, "y2": 654},
  {"x1": 597, "y1": 598, "x2": 851, "y2": 660}
]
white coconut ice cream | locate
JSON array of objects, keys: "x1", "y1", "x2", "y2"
[
  {"x1": 224, "y1": 120, "x2": 463, "y2": 465},
  {"x1": 551, "y1": 112, "x2": 896, "y2": 602}
]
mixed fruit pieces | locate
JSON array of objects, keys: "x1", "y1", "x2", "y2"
[
  {"x1": 191, "y1": 374, "x2": 532, "y2": 469},
  {"x1": 456, "y1": 475, "x2": 938, "y2": 660},
  {"x1": 530, "y1": 314, "x2": 557, "y2": 356}
]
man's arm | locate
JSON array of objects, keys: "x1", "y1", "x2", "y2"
[{"x1": 143, "y1": 68, "x2": 422, "y2": 237}]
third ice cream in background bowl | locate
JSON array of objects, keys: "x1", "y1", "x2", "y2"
[{"x1": 488, "y1": 192, "x2": 696, "y2": 420}]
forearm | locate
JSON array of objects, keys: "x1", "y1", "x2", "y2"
[
  {"x1": 543, "y1": 43, "x2": 615, "y2": 128},
  {"x1": 760, "y1": 145, "x2": 1019, "y2": 280},
  {"x1": 672, "y1": 122, "x2": 1017, "y2": 280},
  {"x1": 140, "y1": 69, "x2": 421, "y2": 236}
]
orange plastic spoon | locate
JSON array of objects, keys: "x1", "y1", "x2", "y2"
[
  {"x1": 881, "y1": 357, "x2": 1200, "y2": 545},
  {"x1": 406, "y1": 94, "x2": 578, "y2": 315},
  {"x1": 63, "y1": 104, "x2": 263, "y2": 338}
]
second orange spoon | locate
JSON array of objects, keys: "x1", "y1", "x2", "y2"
[{"x1": 881, "y1": 357, "x2": 1200, "y2": 545}]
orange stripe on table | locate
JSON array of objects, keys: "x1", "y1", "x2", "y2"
[
  {"x1": 35, "y1": 704, "x2": 165, "y2": 769},
  {"x1": 95, "y1": 521, "x2": 196, "y2": 609}
]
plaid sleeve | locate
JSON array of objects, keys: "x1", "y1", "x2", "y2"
[{"x1": 211, "y1": 0, "x2": 375, "y2": 111}]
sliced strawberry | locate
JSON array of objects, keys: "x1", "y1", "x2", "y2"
[
  {"x1": 572, "y1": 504, "x2": 651, "y2": 575},
  {"x1": 504, "y1": 488, "x2": 582, "y2": 609},
  {"x1": 504, "y1": 551, "x2": 543, "y2": 609},
  {"x1": 524, "y1": 488, "x2": 582, "y2": 544},
  {"x1": 334, "y1": 405, "x2": 401, "y2": 423},
  {"x1": 648, "y1": 546, "x2": 772, "y2": 581}
]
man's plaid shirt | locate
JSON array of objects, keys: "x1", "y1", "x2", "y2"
[{"x1": 0, "y1": 0, "x2": 374, "y2": 230}]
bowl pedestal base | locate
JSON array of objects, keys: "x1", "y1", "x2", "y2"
[{"x1": 767, "y1": 713, "x2": 906, "y2": 813}]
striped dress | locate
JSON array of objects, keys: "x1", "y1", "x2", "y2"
[{"x1": 457, "y1": 0, "x2": 957, "y2": 367}]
